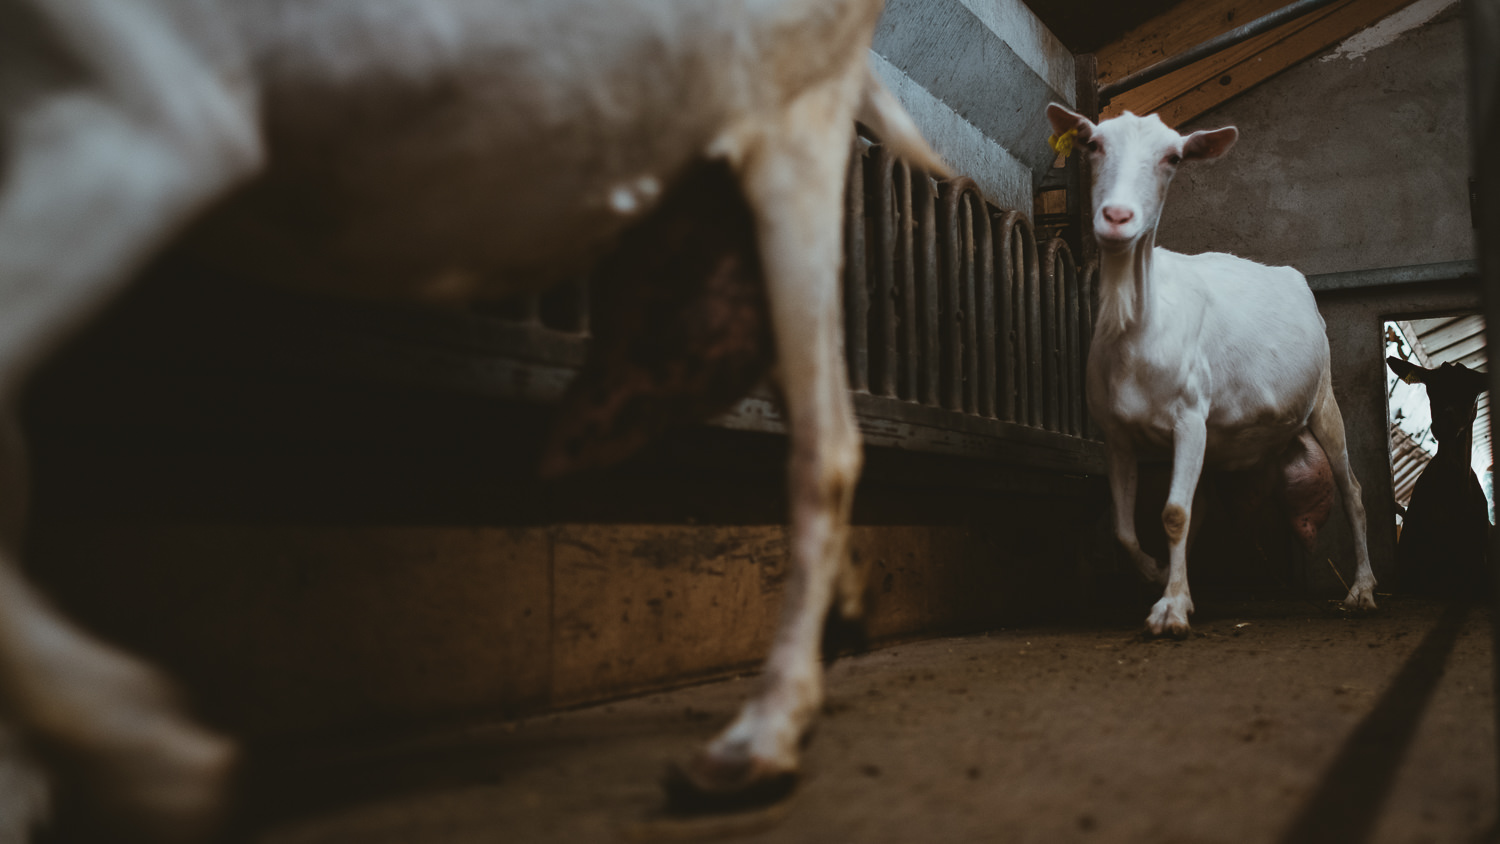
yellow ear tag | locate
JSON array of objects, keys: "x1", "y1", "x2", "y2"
[
  {"x1": 1402, "y1": 371, "x2": 1420, "y2": 384},
  {"x1": 1048, "y1": 128, "x2": 1078, "y2": 158}
]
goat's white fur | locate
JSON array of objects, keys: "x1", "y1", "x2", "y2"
[
  {"x1": 0, "y1": 0, "x2": 946, "y2": 836},
  {"x1": 1047, "y1": 104, "x2": 1376, "y2": 635}
]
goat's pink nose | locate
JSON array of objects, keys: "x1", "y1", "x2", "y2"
[{"x1": 1102, "y1": 206, "x2": 1134, "y2": 225}]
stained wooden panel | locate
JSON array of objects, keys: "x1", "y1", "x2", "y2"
[
  {"x1": 1099, "y1": 0, "x2": 1419, "y2": 127},
  {"x1": 29, "y1": 524, "x2": 554, "y2": 736},
  {"x1": 549, "y1": 525, "x2": 787, "y2": 707}
]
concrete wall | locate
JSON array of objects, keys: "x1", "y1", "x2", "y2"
[
  {"x1": 872, "y1": 0, "x2": 1076, "y2": 214},
  {"x1": 1157, "y1": 4, "x2": 1473, "y2": 275}
]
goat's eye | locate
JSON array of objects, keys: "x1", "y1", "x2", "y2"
[
  {"x1": 1165, "y1": 153, "x2": 1182, "y2": 166},
  {"x1": 1084, "y1": 139, "x2": 1100, "y2": 153}
]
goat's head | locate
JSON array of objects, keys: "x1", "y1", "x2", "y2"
[
  {"x1": 1046, "y1": 104, "x2": 1238, "y2": 254},
  {"x1": 1388, "y1": 357, "x2": 1489, "y2": 445}
]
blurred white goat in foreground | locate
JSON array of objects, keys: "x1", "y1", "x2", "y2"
[{"x1": 0, "y1": 1, "x2": 945, "y2": 838}]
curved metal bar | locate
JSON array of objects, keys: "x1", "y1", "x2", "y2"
[
  {"x1": 1024, "y1": 229, "x2": 1044, "y2": 429},
  {"x1": 894, "y1": 160, "x2": 918, "y2": 401},
  {"x1": 1039, "y1": 239, "x2": 1064, "y2": 431},
  {"x1": 870, "y1": 144, "x2": 903, "y2": 397},
  {"x1": 938, "y1": 177, "x2": 981, "y2": 412},
  {"x1": 844, "y1": 137, "x2": 870, "y2": 393},
  {"x1": 1042, "y1": 240, "x2": 1079, "y2": 435},
  {"x1": 914, "y1": 173, "x2": 939, "y2": 406},
  {"x1": 1080, "y1": 260, "x2": 1098, "y2": 438},
  {"x1": 957, "y1": 187, "x2": 990, "y2": 415},
  {"x1": 995, "y1": 211, "x2": 1035, "y2": 425},
  {"x1": 974, "y1": 201, "x2": 998, "y2": 419}
]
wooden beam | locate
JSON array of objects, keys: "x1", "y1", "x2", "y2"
[
  {"x1": 1098, "y1": 0, "x2": 1420, "y2": 127},
  {"x1": 1096, "y1": 0, "x2": 1283, "y2": 85}
]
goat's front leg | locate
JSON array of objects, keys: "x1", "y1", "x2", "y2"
[
  {"x1": 1106, "y1": 442, "x2": 1167, "y2": 585},
  {"x1": 0, "y1": 405, "x2": 234, "y2": 843},
  {"x1": 677, "y1": 88, "x2": 862, "y2": 802},
  {"x1": 0, "y1": 4, "x2": 257, "y2": 836},
  {"x1": 0, "y1": 558, "x2": 237, "y2": 843},
  {"x1": 1147, "y1": 415, "x2": 1207, "y2": 636}
]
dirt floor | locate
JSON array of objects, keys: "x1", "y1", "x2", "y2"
[{"x1": 246, "y1": 596, "x2": 1496, "y2": 844}]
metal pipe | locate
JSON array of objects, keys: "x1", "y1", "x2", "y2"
[
  {"x1": 1099, "y1": 0, "x2": 1346, "y2": 104},
  {"x1": 1305, "y1": 260, "x2": 1480, "y2": 293}
]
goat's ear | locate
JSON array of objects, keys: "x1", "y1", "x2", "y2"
[
  {"x1": 1468, "y1": 368, "x2": 1491, "y2": 394},
  {"x1": 1046, "y1": 103, "x2": 1094, "y2": 140},
  {"x1": 1387, "y1": 356, "x2": 1426, "y2": 384},
  {"x1": 1182, "y1": 126, "x2": 1238, "y2": 161}
]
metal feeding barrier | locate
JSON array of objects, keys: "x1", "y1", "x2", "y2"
[
  {"x1": 842, "y1": 138, "x2": 1095, "y2": 440},
  {"x1": 477, "y1": 137, "x2": 1104, "y2": 470}
]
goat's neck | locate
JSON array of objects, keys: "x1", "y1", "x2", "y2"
[
  {"x1": 1430, "y1": 424, "x2": 1475, "y2": 476},
  {"x1": 1096, "y1": 231, "x2": 1157, "y2": 337}
]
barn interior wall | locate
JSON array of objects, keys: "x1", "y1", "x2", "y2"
[{"x1": 1155, "y1": 6, "x2": 1472, "y2": 274}]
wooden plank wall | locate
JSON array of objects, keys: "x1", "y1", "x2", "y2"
[{"x1": 28, "y1": 493, "x2": 1098, "y2": 741}]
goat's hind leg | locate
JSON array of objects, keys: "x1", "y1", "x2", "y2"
[
  {"x1": 1308, "y1": 380, "x2": 1377, "y2": 609},
  {"x1": 674, "y1": 85, "x2": 863, "y2": 805},
  {"x1": 1107, "y1": 443, "x2": 1168, "y2": 585}
]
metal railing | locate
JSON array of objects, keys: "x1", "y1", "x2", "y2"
[
  {"x1": 33, "y1": 138, "x2": 1105, "y2": 479},
  {"x1": 462, "y1": 138, "x2": 1104, "y2": 468},
  {"x1": 843, "y1": 139, "x2": 1095, "y2": 439}
]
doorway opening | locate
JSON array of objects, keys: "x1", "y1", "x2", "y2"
[{"x1": 1384, "y1": 315, "x2": 1493, "y2": 529}]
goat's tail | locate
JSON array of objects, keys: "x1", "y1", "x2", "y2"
[{"x1": 857, "y1": 68, "x2": 952, "y2": 179}]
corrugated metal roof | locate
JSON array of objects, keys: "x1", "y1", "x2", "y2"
[
  {"x1": 1385, "y1": 316, "x2": 1490, "y2": 511},
  {"x1": 1388, "y1": 423, "x2": 1431, "y2": 507}
]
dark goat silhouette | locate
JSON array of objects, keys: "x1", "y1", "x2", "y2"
[{"x1": 1387, "y1": 357, "x2": 1491, "y2": 596}]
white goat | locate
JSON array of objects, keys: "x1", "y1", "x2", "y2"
[
  {"x1": 1045, "y1": 104, "x2": 1376, "y2": 636},
  {"x1": 0, "y1": 1, "x2": 945, "y2": 838}
]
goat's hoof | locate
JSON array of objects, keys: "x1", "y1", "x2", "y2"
[
  {"x1": 48, "y1": 733, "x2": 237, "y2": 844},
  {"x1": 1342, "y1": 587, "x2": 1378, "y2": 612},
  {"x1": 34, "y1": 654, "x2": 238, "y2": 844},
  {"x1": 663, "y1": 749, "x2": 798, "y2": 813},
  {"x1": 1146, "y1": 597, "x2": 1193, "y2": 638}
]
